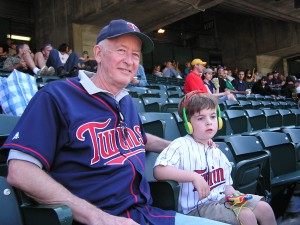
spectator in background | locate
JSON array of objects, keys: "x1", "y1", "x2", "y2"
[
  {"x1": 280, "y1": 75, "x2": 295, "y2": 98},
  {"x1": 171, "y1": 59, "x2": 181, "y2": 73},
  {"x1": 34, "y1": 44, "x2": 55, "y2": 75},
  {"x1": 271, "y1": 71, "x2": 284, "y2": 88},
  {"x1": 266, "y1": 72, "x2": 274, "y2": 87},
  {"x1": 152, "y1": 65, "x2": 163, "y2": 77},
  {"x1": 251, "y1": 76, "x2": 275, "y2": 97},
  {"x1": 162, "y1": 61, "x2": 182, "y2": 78},
  {"x1": 3, "y1": 43, "x2": 48, "y2": 75},
  {"x1": 216, "y1": 67, "x2": 227, "y2": 93},
  {"x1": 203, "y1": 68, "x2": 236, "y2": 103},
  {"x1": 245, "y1": 69, "x2": 254, "y2": 83},
  {"x1": 183, "y1": 61, "x2": 192, "y2": 77},
  {"x1": 184, "y1": 58, "x2": 207, "y2": 94},
  {"x1": 78, "y1": 51, "x2": 97, "y2": 71},
  {"x1": 46, "y1": 43, "x2": 79, "y2": 77},
  {"x1": 128, "y1": 64, "x2": 148, "y2": 87},
  {"x1": 231, "y1": 70, "x2": 249, "y2": 94}
]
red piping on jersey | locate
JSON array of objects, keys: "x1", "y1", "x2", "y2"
[
  {"x1": 128, "y1": 160, "x2": 139, "y2": 203},
  {"x1": 66, "y1": 79, "x2": 118, "y2": 127},
  {"x1": 126, "y1": 210, "x2": 130, "y2": 218},
  {"x1": 3, "y1": 143, "x2": 50, "y2": 169},
  {"x1": 144, "y1": 205, "x2": 175, "y2": 218}
]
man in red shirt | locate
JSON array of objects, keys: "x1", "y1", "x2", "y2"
[{"x1": 184, "y1": 58, "x2": 208, "y2": 94}]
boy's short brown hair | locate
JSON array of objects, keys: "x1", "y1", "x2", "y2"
[{"x1": 178, "y1": 92, "x2": 218, "y2": 121}]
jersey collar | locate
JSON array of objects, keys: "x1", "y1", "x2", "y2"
[{"x1": 78, "y1": 70, "x2": 128, "y2": 102}]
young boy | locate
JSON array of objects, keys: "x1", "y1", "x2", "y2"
[{"x1": 153, "y1": 92, "x2": 276, "y2": 225}]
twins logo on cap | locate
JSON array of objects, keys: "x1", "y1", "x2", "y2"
[{"x1": 127, "y1": 22, "x2": 140, "y2": 32}]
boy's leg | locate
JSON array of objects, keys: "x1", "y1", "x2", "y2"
[{"x1": 175, "y1": 213, "x2": 229, "y2": 225}]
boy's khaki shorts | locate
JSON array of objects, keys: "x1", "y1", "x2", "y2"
[{"x1": 188, "y1": 195, "x2": 263, "y2": 225}]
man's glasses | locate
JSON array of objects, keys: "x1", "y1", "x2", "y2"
[{"x1": 116, "y1": 104, "x2": 128, "y2": 140}]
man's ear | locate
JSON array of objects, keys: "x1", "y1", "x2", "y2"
[{"x1": 93, "y1": 45, "x2": 102, "y2": 63}]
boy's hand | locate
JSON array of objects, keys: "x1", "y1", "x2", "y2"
[{"x1": 192, "y1": 174, "x2": 210, "y2": 200}]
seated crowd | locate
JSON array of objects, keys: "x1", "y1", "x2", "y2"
[
  {"x1": 0, "y1": 19, "x2": 299, "y2": 225},
  {"x1": 0, "y1": 39, "x2": 97, "y2": 77}
]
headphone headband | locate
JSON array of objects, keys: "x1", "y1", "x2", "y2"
[{"x1": 182, "y1": 92, "x2": 223, "y2": 134}]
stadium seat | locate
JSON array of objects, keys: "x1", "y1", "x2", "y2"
[
  {"x1": 238, "y1": 100, "x2": 253, "y2": 110},
  {"x1": 139, "y1": 112, "x2": 181, "y2": 141},
  {"x1": 0, "y1": 114, "x2": 21, "y2": 176},
  {"x1": 172, "y1": 111, "x2": 186, "y2": 137},
  {"x1": 282, "y1": 128, "x2": 300, "y2": 144},
  {"x1": 235, "y1": 93, "x2": 247, "y2": 100},
  {"x1": 224, "y1": 100, "x2": 239, "y2": 109},
  {"x1": 249, "y1": 100, "x2": 263, "y2": 109},
  {"x1": 167, "y1": 90, "x2": 184, "y2": 98},
  {"x1": 0, "y1": 176, "x2": 73, "y2": 225},
  {"x1": 132, "y1": 98, "x2": 146, "y2": 113},
  {"x1": 277, "y1": 109, "x2": 297, "y2": 128},
  {"x1": 140, "y1": 97, "x2": 168, "y2": 112},
  {"x1": 219, "y1": 136, "x2": 271, "y2": 197},
  {"x1": 145, "y1": 152, "x2": 179, "y2": 211},
  {"x1": 261, "y1": 109, "x2": 282, "y2": 130},
  {"x1": 290, "y1": 109, "x2": 300, "y2": 126},
  {"x1": 244, "y1": 109, "x2": 267, "y2": 131},
  {"x1": 255, "y1": 132, "x2": 300, "y2": 196},
  {"x1": 224, "y1": 110, "x2": 250, "y2": 134},
  {"x1": 147, "y1": 89, "x2": 168, "y2": 98}
]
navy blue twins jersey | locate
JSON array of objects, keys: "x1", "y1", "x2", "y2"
[{"x1": 1, "y1": 76, "x2": 175, "y2": 225}]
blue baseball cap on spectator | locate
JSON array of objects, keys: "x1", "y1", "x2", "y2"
[{"x1": 96, "y1": 19, "x2": 154, "y2": 53}]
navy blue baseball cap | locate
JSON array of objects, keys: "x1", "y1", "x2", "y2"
[{"x1": 96, "y1": 19, "x2": 154, "y2": 54}]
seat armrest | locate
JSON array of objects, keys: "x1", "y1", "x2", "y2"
[
  {"x1": 22, "y1": 204, "x2": 73, "y2": 225},
  {"x1": 149, "y1": 180, "x2": 179, "y2": 211}
]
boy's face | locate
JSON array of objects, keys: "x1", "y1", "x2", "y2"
[{"x1": 190, "y1": 108, "x2": 218, "y2": 144}]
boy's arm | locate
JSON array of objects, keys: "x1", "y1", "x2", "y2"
[{"x1": 154, "y1": 165, "x2": 210, "y2": 200}]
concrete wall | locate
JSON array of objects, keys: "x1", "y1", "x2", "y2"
[
  {"x1": 215, "y1": 12, "x2": 300, "y2": 74},
  {"x1": 32, "y1": 0, "x2": 300, "y2": 74}
]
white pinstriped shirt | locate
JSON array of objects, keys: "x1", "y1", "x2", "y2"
[{"x1": 154, "y1": 135, "x2": 233, "y2": 214}]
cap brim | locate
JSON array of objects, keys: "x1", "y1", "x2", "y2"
[{"x1": 108, "y1": 31, "x2": 154, "y2": 54}]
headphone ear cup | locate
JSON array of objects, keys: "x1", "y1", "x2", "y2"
[
  {"x1": 218, "y1": 117, "x2": 223, "y2": 130},
  {"x1": 184, "y1": 121, "x2": 193, "y2": 134}
]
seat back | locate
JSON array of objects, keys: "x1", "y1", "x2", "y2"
[
  {"x1": 139, "y1": 112, "x2": 181, "y2": 141},
  {"x1": 277, "y1": 109, "x2": 297, "y2": 127},
  {"x1": 140, "y1": 97, "x2": 168, "y2": 112},
  {"x1": 238, "y1": 100, "x2": 253, "y2": 109},
  {"x1": 244, "y1": 109, "x2": 267, "y2": 131},
  {"x1": 0, "y1": 114, "x2": 20, "y2": 138},
  {"x1": 217, "y1": 139, "x2": 270, "y2": 195},
  {"x1": 282, "y1": 128, "x2": 300, "y2": 144},
  {"x1": 0, "y1": 114, "x2": 20, "y2": 176},
  {"x1": 223, "y1": 135, "x2": 271, "y2": 196},
  {"x1": 0, "y1": 176, "x2": 24, "y2": 225},
  {"x1": 290, "y1": 109, "x2": 300, "y2": 126},
  {"x1": 262, "y1": 109, "x2": 282, "y2": 128},
  {"x1": 131, "y1": 98, "x2": 146, "y2": 113},
  {"x1": 145, "y1": 152, "x2": 179, "y2": 211},
  {"x1": 147, "y1": 89, "x2": 168, "y2": 98},
  {"x1": 224, "y1": 110, "x2": 250, "y2": 134},
  {"x1": 255, "y1": 132, "x2": 297, "y2": 176}
]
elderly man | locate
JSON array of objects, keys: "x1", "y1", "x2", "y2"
[{"x1": 2, "y1": 19, "x2": 227, "y2": 225}]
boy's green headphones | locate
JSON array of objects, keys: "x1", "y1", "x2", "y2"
[{"x1": 182, "y1": 91, "x2": 223, "y2": 134}]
